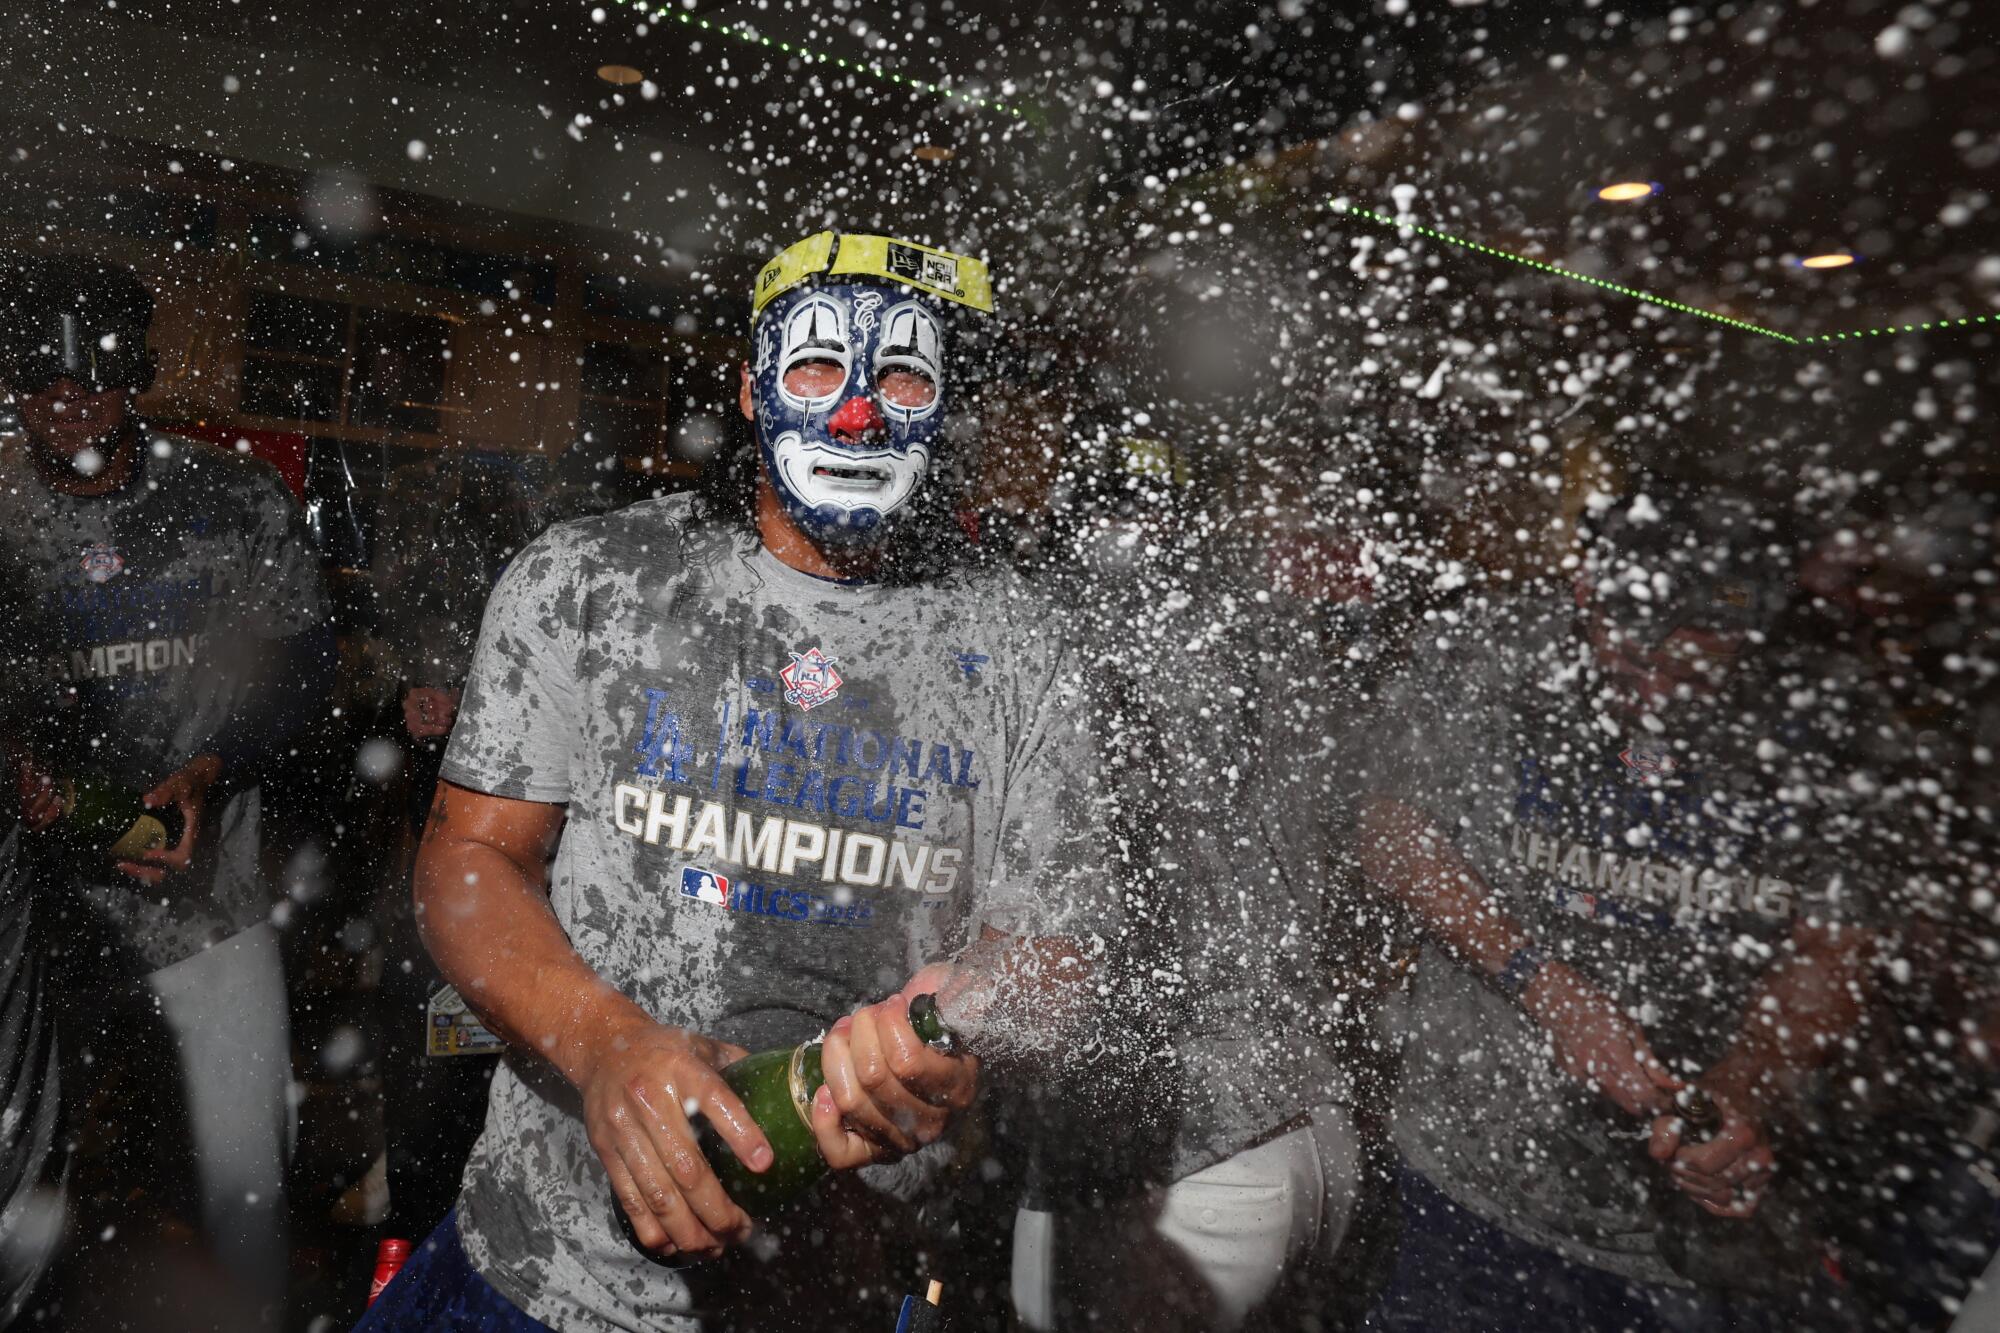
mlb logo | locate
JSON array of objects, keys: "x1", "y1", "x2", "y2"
[
  {"x1": 681, "y1": 867, "x2": 731, "y2": 908},
  {"x1": 1619, "y1": 745, "x2": 1675, "y2": 776},
  {"x1": 1561, "y1": 890, "x2": 1599, "y2": 918}
]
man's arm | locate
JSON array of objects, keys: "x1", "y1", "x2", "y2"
[
  {"x1": 1356, "y1": 793, "x2": 1681, "y2": 1117},
  {"x1": 119, "y1": 624, "x2": 337, "y2": 886},
  {"x1": 1649, "y1": 920, "x2": 1876, "y2": 1216},
  {"x1": 1705, "y1": 920, "x2": 1875, "y2": 1119},
  {"x1": 808, "y1": 928, "x2": 1092, "y2": 1169},
  {"x1": 414, "y1": 779, "x2": 773, "y2": 1259}
]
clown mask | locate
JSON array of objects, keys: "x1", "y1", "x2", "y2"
[{"x1": 750, "y1": 281, "x2": 947, "y2": 545}]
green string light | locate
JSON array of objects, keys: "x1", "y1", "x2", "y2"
[
  {"x1": 1334, "y1": 202, "x2": 1995, "y2": 349},
  {"x1": 603, "y1": 0, "x2": 1028, "y2": 120},
  {"x1": 1334, "y1": 202, "x2": 1797, "y2": 343},
  {"x1": 1797, "y1": 313, "x2": 1995, "y2": 345}
]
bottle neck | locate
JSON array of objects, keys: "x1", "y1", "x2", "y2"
[{"x1": 907, "y1": 993, "x2": 956, "y2": 1052}]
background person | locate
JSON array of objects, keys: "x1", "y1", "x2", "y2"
[
  {"x1": 0, "y1": 253, "x2": 333, "y2": 1326},
  {"x1": 1013, "y1": 250, "x2": 1377, "y2": 1333},
  {"x1": 1355, "y1": 483, "x2": 1891, "y2": 1330}
]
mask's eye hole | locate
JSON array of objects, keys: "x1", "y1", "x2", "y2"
[
  {"x1": 878, "y1": 368, "x2": 936, "y2": 409},
  {"x1": 782, "y1": 357, "x2": 845, "y2": 400}
]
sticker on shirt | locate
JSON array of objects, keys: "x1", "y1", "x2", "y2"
[
  {"x1": 1618, "y1": 744, "x2": 1676, "y2": 777},
  {"x1": 680, "y1": 865, "x2": 874, "y2": 928},
  {"x1": 780, "y1": 646, "x2": 844, "y2": 711},
  {"x1": 79, "y1": 543, "x2": 125, "y2": 584}
]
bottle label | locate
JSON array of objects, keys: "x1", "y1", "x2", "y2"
[
  {"x1": 108, "y1": 814, "x2": 171, "y2": 862},
  {"x1": 787, "y1": 1043, "x2": 816, "y2": 1131},
  {"x1": 426, "y1": 984, "x2": 503, "y2": 1057}
]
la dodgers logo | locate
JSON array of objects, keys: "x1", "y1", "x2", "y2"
[
  {"x1": 79, "y1": 543, "x2": 125, "y2": 584},
  {"x1": 779, "y1": 646, "x2": 844, "y2": 711}
]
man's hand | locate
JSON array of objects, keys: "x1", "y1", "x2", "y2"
[
  {"x1": 118, "y1": 754, "x2": 222, "y2": 885},
  {"x1": 1648, "y1": 1088, "x2": 1775, "y2": 1218},
  {"x1": 17, "y1": 759, "x2": 63, "y2": 832},
  {"x1": 1522, "y1": 961, "x2": 1681, "y2": 1118},
  {"x1": 416, "y1": 783, "x2": 777, "y2": 1259},
  {"x1": 578, "y1": 1018, "x2": 772, "y2": 1259},
  {"x1": 403, "y1": 685, "x2": 462, "y2": 741},
  {"x1": 811, "y1": 964, "x2": 981, "y2": 1169}
]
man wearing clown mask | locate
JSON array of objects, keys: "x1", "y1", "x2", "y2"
[
  {"x1": 746, "y1": 263, "x2": 948, "y2": 551},
  {"x1": 358, "y1": 233, "x2": 1123, "y2": 1333}
]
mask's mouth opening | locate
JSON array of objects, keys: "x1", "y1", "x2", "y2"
[{"x1": 812, "y1": 461, "x2": 891, "y2": 488}]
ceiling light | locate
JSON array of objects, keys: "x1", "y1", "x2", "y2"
[
  {"x1": 597, "y1": 64, "x2": 645, "y2": 85},
  {"x1": 912, "y1": 144, "x2": 956, "y2": 162},
  {"x1": 1596, "y1": 181, "x2": 1658, "y2": 202},
  {"x1": 1799, "y1": 252, "x2": 1857, "y2": 269}
]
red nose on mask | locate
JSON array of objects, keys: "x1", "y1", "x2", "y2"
[{"x1": 826, "y1": 395, "x2": 885, "y2": 442}]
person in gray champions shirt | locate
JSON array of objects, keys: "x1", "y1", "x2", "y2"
[
  {"x1": 1355, "y1": 486, "x2": 1893, "y2": 1328},
  {"x1": 1012, "y1": 316, "x2": 1363, "y2": 1328},
  {"x1": 366, "y1": 232, "x2": 1117, "y2": 1333},
  {"x1": 0, "y1": 254, "x2": 331, "y2": 1322}
]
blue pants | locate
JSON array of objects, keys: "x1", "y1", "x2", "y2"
[
  {"x1": 351, "y1": 1211, "x2": 553, "y2": 1333},
  {"x1": 1364, "y1": 1164, "x2": 1792, "y2": 1333}
]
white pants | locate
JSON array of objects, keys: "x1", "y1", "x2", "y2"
[
  {"x1": 147, "y1": 922, "x2": 294, "y2": 1319},
  {"x1": 1014, "y1": 1106, "x2": 1360, "y2": 1332}
]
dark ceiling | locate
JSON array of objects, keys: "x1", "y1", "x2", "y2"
[{"x1": 4, "y1": 0, "x2": 1995, "y2": 344}]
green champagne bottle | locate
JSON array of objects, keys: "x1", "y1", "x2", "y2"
[
  {"x1": 1650, "y1": 1086, "x2": 1816, "y2": 1299},
  {"x1": 57, "y1": 775, "x2": 181, "y2": 862},
  {"x1": 704, "y1": 993, "x2": 956, "y2": 1218}
]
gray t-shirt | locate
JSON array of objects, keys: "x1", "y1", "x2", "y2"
[
  {"x1": 0, "y1": 433, "x2": 327, "y2": 969},
  {"x1": 440, "y1": 496, "x2": 1114, "y2": 1332},
  {"x1": 1371, "y1": 595, "x2": 1881, "y2": 1284}
]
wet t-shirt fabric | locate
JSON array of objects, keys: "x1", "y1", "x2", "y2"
[
  {"x1": 0, "y1": 433, "x2": 327, "y2": 969},
  {"x1": 1367, "y1": 595, "x2": 1882, "y2": 1286},
  {"x1": 439, "y1": 495, "x2": 1114, "y2": 1333}
]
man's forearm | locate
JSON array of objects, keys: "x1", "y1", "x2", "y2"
[
  {"x1": 1358, "y1": 795, "x2": 1531, "y2": 977},
  {"x1": 1704, "y1": 923, "x2": 1874, "y2": 1117},
  {"x1": 415, "y1": 826, "x2": 653, "y2": 1088}
]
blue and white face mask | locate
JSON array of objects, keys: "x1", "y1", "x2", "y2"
[{"x1": 750, "y1": 281, "x2": 947, "y2": 545}]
